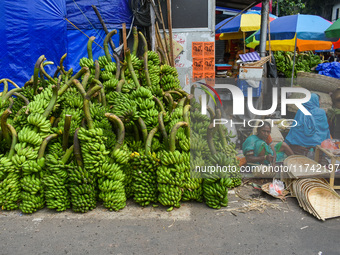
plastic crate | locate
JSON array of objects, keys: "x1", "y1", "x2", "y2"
[{"x1": 237, "y1": 79, "x2": 262, "y2": 97}]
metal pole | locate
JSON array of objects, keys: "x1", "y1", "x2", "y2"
[
  {"x1": 291, "y1": 35, "x2": 298, "y2": 87},
  {"x1": 259, "y1": 0, "x2": 269, "y2": 57}
]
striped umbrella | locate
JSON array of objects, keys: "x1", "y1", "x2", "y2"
[{"x1": 216, "y1": 11, "x2": 277, "y2": 41}]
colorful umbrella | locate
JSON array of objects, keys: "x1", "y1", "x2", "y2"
[
  {"x1": 247, "y1": 14, "x2": 337, "y2": 86},
  {"x1": 325, "y1": 18, "x2": 340, "y2": 49},
  {"x1": 245, "y1": 33, "x2": 335, "y2": 51},
  {"x1": 325, "y1": 18, "x2": 340, "y2": 38},
  {"x1": 216, "y1": 11, "x2": 277, "y2": 40},
  {"x1": 253, "y1": 14, "x2": 336, "y2": 42}
]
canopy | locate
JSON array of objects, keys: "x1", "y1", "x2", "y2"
[
  {"x1": 246, "y1": 34, "x2": 335, "y2": 51},
  {"x1": 254, "y1": 14, "x2": 337, "y2": 41},
  {"x1": 325, "y1": 18, "x2": 340, "y2": 39},
  {"x1": 216, "y1": 11, "x2": 277, "y2": 35},
  {"x1": 246, "y1": 14, "x2": 337, "y2": 51}
]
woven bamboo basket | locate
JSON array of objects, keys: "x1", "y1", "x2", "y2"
[
  {"x1": 291, "y1": 178, "x2": 340, "y2": 220},
  {"x1": 243, "y1": 56, "x2": 271, "y2": 67},
  {"x1": 297, "y1": 72, "x2": 340, "y2": 93},
  {"x1": 283, "y1": 155, "x2": 329, "y2": 178},
  {"x1": 307, "y1": 187, "x2": 340, "y2": 221}
]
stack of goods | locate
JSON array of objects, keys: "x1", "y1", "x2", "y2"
[{"x1": 0, "y1": 29, "x2": 242, "y2": 214}]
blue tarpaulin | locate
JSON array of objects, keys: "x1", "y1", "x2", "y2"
[
  {"x1": 315, "y1": 62, "x2": 340, "y2": 79},
  {"x1": 0, "y1": 0, "x2": 132, "y2": 91}
]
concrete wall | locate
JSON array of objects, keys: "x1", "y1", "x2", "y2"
[
  {"x1": 170, "y1": 0, "x2": 216, "y2": 93},
  {"x1": 332, "y1": 3, "x2": 340, "y2": 22}
]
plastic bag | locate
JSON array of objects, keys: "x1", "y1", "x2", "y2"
[
  {"x1": 269, "y1": 179, "x2": 285, "y2": 197},
  {"x1": 321, "y1": 139, "x2": 338, "y2": 151}
]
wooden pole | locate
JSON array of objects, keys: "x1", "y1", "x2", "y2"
[
  {"x1": 155, "y1": 22, "x2": 169, "y2": 64},
  {"x1": 122, "y1": 23, "x2": 127, "y2": 55},
  {"x1": 243, "y1": 32, "x2": 246, "y2": 53},
  {"x1": 158, "y1": 0, "x2": 171, "y2": 66},
  {"x1": 91, "y1": 5, "x2": 116, "y2": 51},
  {"x1": 166, "y1": 0, "x2": 175, "y2": 67}
]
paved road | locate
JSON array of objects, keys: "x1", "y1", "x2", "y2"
[{"x1": 0, "y1": 185, "x2": 339, "y2": 255}]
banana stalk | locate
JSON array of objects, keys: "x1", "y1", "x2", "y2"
[
  {"x1": 138, "y1": 32, "x2": 152, "y2": 87},
  {"x1": 62, "y1": 115, "x2": 72, "y2": 151},
  {"x1": 105, "y1": 113, "x2": 125, "y2": 151},
  {"x1": 125, "y1": 49, "x2": 140, "y2": 88}
]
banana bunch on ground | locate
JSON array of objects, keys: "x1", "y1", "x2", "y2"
[
  {"x1": 111, "y1": 146, "x2": 133, "y2": 198},
  {"x1": 20, "y1": 157, "x2": 46, "y2": 213},
  {"x1": 157, "y1": 150, "x2": 185, "y2": 210},
  {"x1": 213, "y1": 132, "x2": 242, "y2": 188},
  {"x1": 68, "y1": 164, "x2": 97, "y2": 213},
  {"x1": 0, "y1": 156, "x2": 21, "y2": 210},
  {"x1": 97, "y1": 161, "x2": 126, "y2": 211},
  {"x1": 160, "y1": 64, "x2": 181, "y2": 91},
  {"x1": 44, "y1": 147, "x2": 72, "y2": 212},
  {"x1": 130, "y1": 150, "x2": 159, "y2": 206},
  {"x1": 203, "y1": 176, "x2": 230, "y2": 209}
]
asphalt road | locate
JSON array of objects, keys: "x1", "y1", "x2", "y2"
[{"x1": 0, "y1": 185, "x2": 339, "y2": 255}]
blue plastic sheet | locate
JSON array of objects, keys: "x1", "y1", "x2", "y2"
[
  {"x1": 66, "y1": 0, "x2": 132, "y2": 30},
  {"x1": 315, "y1": 62, "x2": 340, "y2": 79},
  {"x1": 0, "y1": 0, "x2": 129, "y2": 92},
  {"x1": 0, "y1": 0, "x2": 67, "y2": 90}
]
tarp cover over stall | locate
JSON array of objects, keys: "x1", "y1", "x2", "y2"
[{"x1": 0, "y1": 0, "x2": 132, "y2": 90}]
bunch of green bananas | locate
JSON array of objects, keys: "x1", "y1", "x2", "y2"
[
  {"x1": 157, "y1": 150, "x2": 185, "y2": 209},
  {"x1": 98, "y1": 56, "x2": 109, "y2": 69},
  {"x1": 44, "y1": 153, "x2": 70, "y2": 212},
  {"x1": 103, "y1": 77, "x2": 119, "y2": 93},
  {"x1": 110, "y1": 93, "x2": 139, "y2": 127},
  {"x1": 79, "y1": 57, "x2": 94, "y2": 71},
  {"x1": 90, "y1": 103, "x2": 116, "y2": 150},
  {"x1": 77, "y1": 128, "x2": 109, "y2": 174},
  {"x1": 160, "y1": 64, "x2": 180, "y2": 91},
  {"x1": 56, "y1": 108, "x2": 83, "y2": 139},
  {"x1": 130, "y1": 151, "x2": 159, "y2": 206},
  {"x1": 124, "y1": 54, "x2": 142, "y2": 80},
  {"x1": 0, "y1": 157, "x2": 21, "y2": 210},
  {"x1": 58, "y1": 87, "x2": 84, "y2": 111},
  {"x1": 11, "y1": 86, "x2": 34, "y2": 115},
  {"x1": 20, "y1": 158, "x2": 46, "y2": 213},
  {"x1": 68, "y1": 164, "x2": 97, "y2": 213},
  {"x1": 203, "y1": 176, "x2": 230, "y2": 209},
  {"x1": 111, "y1": 147, "x2": 133, "y2": 198},
  {"x1": 25, "y1": 85, "x2": 53, "y2": 115},
  {"x1": 140, "y1": 51, "x2": 160, "y2": 87},
  {"x1": 97, "y1": 161, "x2": 126, "y2": 211}
]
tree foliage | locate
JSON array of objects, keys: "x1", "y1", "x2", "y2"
[
  {"x1": 272, "y1": 0, "x2": 337, "y2": 21},
  {"x1": 272, "y1": 0, "x2": 305, "y2": 16}
]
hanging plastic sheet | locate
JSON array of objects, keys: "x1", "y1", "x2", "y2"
[
  {"x1": 66, "y1": 0, "x2": 132, "y2": 30},
  {"x1": 0, "y1": 0, "x2": 67, "y2": 90},
  {"x1": 0, "y1": 0, "x2": 130, "y2": 91}
]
